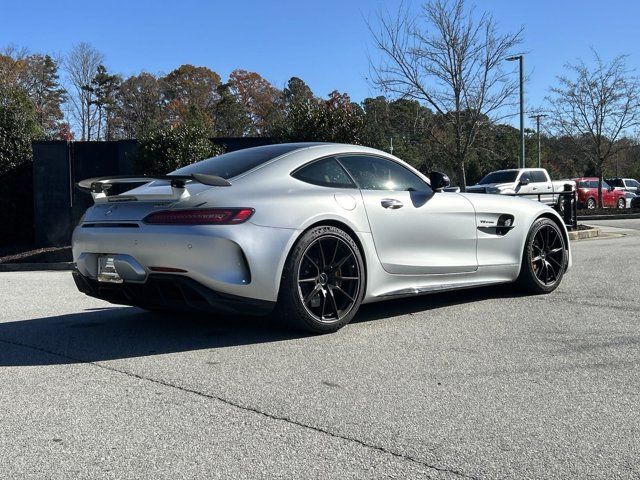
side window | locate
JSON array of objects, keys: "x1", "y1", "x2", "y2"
[
  {"x1": 630, "y1": 180, "x2": 640, "y2": 188},
  {"x1": 520, "y1": 171, "x2": 532, "y2": 183},
  {"x1": 338, "y1": 155, "x2": 431, "y2": 192},
  {"x1": 589, "y1": 180, "x2": 599, "y2": 188},
  {"x1": 608, "y1": 179, "x2": 623, "y2": 187},
  {"x1": 531, "y1": 171, "x2": 547, "y2": 183},
  {"x1": 292, "y1": 157, "x2": 356, "y2": 189},
  {"x1": 577, "y1": 181, "x2": 588, "y2": 188}
]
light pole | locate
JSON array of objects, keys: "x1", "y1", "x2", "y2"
[
  {"x1": 507, "y1": 55, "x2": 525, "y2": 168},
  {"x1": 529, "y1": 114, "x2": 547, "y2": 168}
]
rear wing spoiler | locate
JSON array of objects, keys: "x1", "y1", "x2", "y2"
[{"x1": 77, "y1": 174, "x2": 231, "y2": 203}]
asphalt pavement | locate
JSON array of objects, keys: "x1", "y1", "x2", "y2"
[{"x1": 1, "y1": 219, "x2": 639, "y2": 479}]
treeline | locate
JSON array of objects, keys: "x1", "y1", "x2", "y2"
[{"x1": 1, "y1": 41, "x2": 640, "y2": 187}]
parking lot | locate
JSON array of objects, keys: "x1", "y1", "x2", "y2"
[{"x1": 1, "y1": 219, "x2": 638, "y2": 479}]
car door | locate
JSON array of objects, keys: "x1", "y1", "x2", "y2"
[
  {"x1": 602, "y1": 181, "x2": 615, "y2": 207},
  {"x1": 515, "y1": 171, "x2": 535, "y2": 197},
  {"x1": 338, "y1": 154, "x2": 478, "y2": 275},
  {"x1": 531, "y1": 170, "x2": 553, "y2": 204},
  {"x1": 588, "y1": 180, "x2": 599, "y2": 205}
]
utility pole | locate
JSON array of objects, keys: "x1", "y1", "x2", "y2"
[
  {"x1": 529, "y1": 114, "x2": 548, "y2": 168},
  {"x1": 507, "y1": 55, "x2": 525, "y2": 168},
  {"x1": 389, "y1": 137, "x2": 394, "y2": 155}
]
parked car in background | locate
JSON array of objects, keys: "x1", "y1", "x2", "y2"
[
  {"x1": 574, "y1": 177, "x2": 627, "y2": 209},
  {"x1": 466, "y1": 168, "x2": 574, "y2": 210},
  {"x1": 606, "y1": 177, "x2": 640, "y2": 195}
]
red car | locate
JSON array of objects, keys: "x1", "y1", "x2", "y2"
[{"x1": 574, "y1": 177, "x2": 627, "y2": 209}]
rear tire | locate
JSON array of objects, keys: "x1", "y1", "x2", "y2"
[
  {"x1": 517, "y1": 218, "x2": 567, "y2": 294},
  {"x1": 274, "y1": 225, "x2": 365, "y2": 334},
  {"x1": 587, "y1": 198, "x2": 596, "y2": 209}
]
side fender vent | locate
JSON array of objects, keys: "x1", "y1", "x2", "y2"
[{"x1": 478, "y1": 214, "x2": 515, "y2": 236}]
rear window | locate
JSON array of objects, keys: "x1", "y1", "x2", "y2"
[
  {"x1": 172, "y1": 143, "x2": 319, "y2": 179},
  {"x1": 478, "y1": 171, "x2": 518, "y2": 184}
]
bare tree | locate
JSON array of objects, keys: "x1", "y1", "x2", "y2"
[
  {"x1": 64, "y1": 42, "x2": 104, "y2": 140},
  {"x1": 369, "y1": 0, "x2": 522, "y2": 188},
  {"x1": 547, "y1": 50, "x2": 640, "y2": 207}
]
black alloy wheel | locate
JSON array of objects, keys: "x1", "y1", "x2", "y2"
[
  {"x1": 297, "y1": 235, "x2": 361, "y2": 323},
  {"x1": 275, "y1": 225, "x2": 365, "y2": 333},
  {"x1": 517, "y1": 218, "x2": 567, "y2": 294}
]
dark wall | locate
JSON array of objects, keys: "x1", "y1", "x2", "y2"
[
  {"x1": 69, "y1": 140, "x2": 137, "y2": 231},
  {"x1": 213, "y1": 137, "x2": 274, "y2": 152},
  {"x1": 0, "y1": 161, "x2": 34, "y2": 247},
  {"x1": 32, "y1": 141, "x2": 72, "y2": 247},
  {"x1": 31, "y1": 137, "x2": 274, "y2": 247}
]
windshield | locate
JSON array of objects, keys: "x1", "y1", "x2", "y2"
[
  {"x1": 477, "y1": 171, "x2": 518, "y2": 185},
  {"x1": 172, "y1": 143, "x2": 321, "y2": 179}
]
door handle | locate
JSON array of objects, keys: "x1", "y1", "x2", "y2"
[
  {"x1": 532, "y1": 187, "x2": 537, "y2": 191},
  {"x1": 381, "y1": 198, "x2": 403, "y2": 209}
]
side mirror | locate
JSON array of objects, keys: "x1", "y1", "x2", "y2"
[
  {"x1": 429, "y1": 171, "x2": 451, "y2": 191},
  {"x1": 519, "y1": 178, "x2": 530, "y2": 186}
]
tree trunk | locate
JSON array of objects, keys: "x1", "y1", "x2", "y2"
[
  {"x1": 597, "y1": 166, "x2": 604, "y2": 208},
  {"x1": 457, "y1": 160, "x2": 467, "y2": 191},
  {"x1": 85, "y1": 99, "x2": 91, "y2": 141}
]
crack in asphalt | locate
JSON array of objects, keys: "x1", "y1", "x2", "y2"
[
  {"x1": 0, "y1": 336, "x2": 478, "y2": 480},
  {"x1": 548, "y1": 294, "x2": 636, "y2": 314}
]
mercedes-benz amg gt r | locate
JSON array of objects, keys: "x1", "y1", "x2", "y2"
[{"x1": 73, "y1": 143, "x2": 572, "y2": 333}]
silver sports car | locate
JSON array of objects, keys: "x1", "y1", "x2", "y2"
[{"x1": 73, "y1": 143, "x2": 572, "y2": 333}]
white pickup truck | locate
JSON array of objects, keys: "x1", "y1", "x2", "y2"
[{"x1": 465, "y1": 168, "x2": 575, "y2": 209}]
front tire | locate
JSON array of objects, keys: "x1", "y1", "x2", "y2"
[
  {"x1": 586, "y1": 198, "x2": 597, "y2": 209},
  {"x1": 274, "y1": 225, "x2": 365, "y2": 334},
  {"x1": 617, "y1": 197, "x2": 626, "y2": 209},
  {"x1": 517, "y1": 218, "x2": 567, "y2": 294}
]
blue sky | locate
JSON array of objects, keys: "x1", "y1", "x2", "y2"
[{"x1": 3, "y1": 0, "x2": 639, "y2": 123}]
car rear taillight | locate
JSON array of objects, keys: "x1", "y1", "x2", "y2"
[{"x1": 143, "y1": 208, "x2": 254, "y2": 225}]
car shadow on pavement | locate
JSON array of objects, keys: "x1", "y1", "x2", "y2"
[
  {"x1": 0, "y1": 285, "x2": 525, "y2": 367},
  {"x1": 355, "y1": 284, "x2": 527, "y2": 323}
]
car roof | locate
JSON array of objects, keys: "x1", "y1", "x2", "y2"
[
  {"x1": 226, "y1": 142, "x2": 429, "y2": 183},
  {"x1": 489, "y1": 168, "x2": 545, "y2": 173}
]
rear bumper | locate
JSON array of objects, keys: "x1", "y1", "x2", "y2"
[
  {"x1": 72, "y1": 222, "x2": 298, "y2": 302},
  {"x1": 72, "y1": 270, "x2": 275, "y2": 316}
]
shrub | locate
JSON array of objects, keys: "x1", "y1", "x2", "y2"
[{"x1": 134, "y1": 121, "x2": 223, "y2": 175}]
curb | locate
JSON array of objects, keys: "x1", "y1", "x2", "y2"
[
  {"x1": 0, "y1": 262, "x2": 74, "y2": 272},
  {"x1": 568, "y1": 226, "x2": 600, "y2": 241},
  {"x1": 578, "y1": 213, "x2": 640, "y2": 220}
]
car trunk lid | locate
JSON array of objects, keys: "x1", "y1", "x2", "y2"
[{"x1": 77, "y1": 174, "x2": 232, "y2": 222}]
